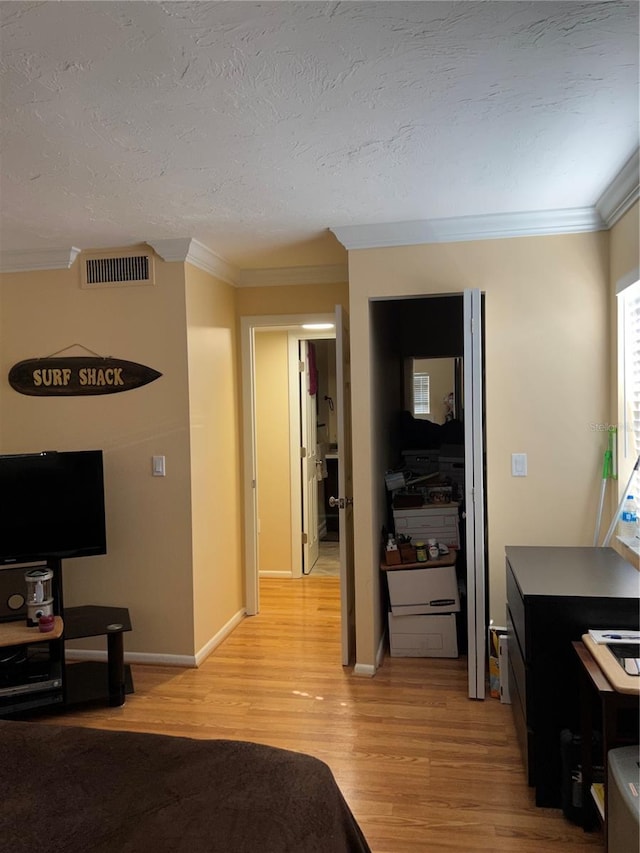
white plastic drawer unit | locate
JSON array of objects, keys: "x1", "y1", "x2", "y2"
[
  {"x1": 386, "y1": 564, "x2": 460, "y2": 616},
  {"x1": 393, "y1": 504, "x2": 460, "y2": 549}
]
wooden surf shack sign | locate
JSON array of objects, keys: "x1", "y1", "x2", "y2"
[{"x1": 9, "y1": 356, "x2": 162, "y2": 397}]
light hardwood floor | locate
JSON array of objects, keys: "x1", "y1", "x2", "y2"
[{"x1": 43, "y1": 578, "x2": 602, "y2": 853}]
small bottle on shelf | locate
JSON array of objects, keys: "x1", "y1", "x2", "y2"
[{"x1": 427, "y1": 539, "x2": 439, "y2": 560}]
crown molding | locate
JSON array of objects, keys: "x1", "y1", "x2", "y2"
[
  {"x1": 237, "y1": 264, "x2": 348, "y2": 288},
  {"x1": 596, "y1": 148, "x2": 640, "y2": 228},
  {"x1": 330, "y1": 207, "x2": 606, "y2": 251},
  {"x1": 3, "y1": 156, "x2": 635, "y2": 278},
  {"x1": 146, "y1": 238, "x2": 239, "y2": 286},
  {"x1": 0, "y1": 246, "x2": 81, "y2": 273}
]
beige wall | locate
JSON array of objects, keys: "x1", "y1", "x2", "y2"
[
  {"x1": 236, "y1": 281, "x2": 348, "y2": 317},
  {"x1": 0, "y1": 252, "x2": 196, "y2": 657},
  {"x1": 185, "y1": 263, "x2": 244, "y2": 654},
  {"x1": 348, "y1": 231, "x2": 611, "y2": 668},
  {"x1": 2, "y1": 224, "x2": 630, "y2": 672},
  {"x1": 0, "y1": 260, "x2": 349, "y2": 662},
  {"x1": 255, "y1": 330, "x2": 293, "y2": 573}
]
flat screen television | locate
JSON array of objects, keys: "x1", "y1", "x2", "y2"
[{"x1": 0, "y1": 450, "x2": 107, "y2": 565}]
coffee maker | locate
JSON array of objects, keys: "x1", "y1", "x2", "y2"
[{"x1": 24, "y1": 568, "x2": 54, "y2": 627}]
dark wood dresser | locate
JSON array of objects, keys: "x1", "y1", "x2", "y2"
[{"x1": 505, "y1": 546, "x2": 639, "y2": 808}]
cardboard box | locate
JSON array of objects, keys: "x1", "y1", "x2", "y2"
[
  {"x1": 398, "y1": 543, "x2": 417, "y2": 563},
  {"x1": 499, "y1": 634, "x2": 511, "y2": 704},
  {"x1": 488, "y1": 624, "x2": 506, "y2": 698},
  {"x1": 385, "y1": 563, "x2": 460, "y2": 616},
  {"x1": 388, "y1": 612, "x2": 458, "y2": 657},
  {"x1": 424, "y1": 484, "x2": 453, "y2": 504},
  {"x1": 384, "y1": 547, "x2": 402, "y2": 566},
  {"x1": 393, "y1": 504, "x2": 460, "y2": 549},
  {"x1": 392, "y1": 483, "x2": 453, "y2": 509}
]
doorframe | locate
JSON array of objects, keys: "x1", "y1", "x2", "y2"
[
  {"x1": 463, "y1": 288, "x2": 487, "y2": 699},
  {"x1": 241, "y1": 313, "x2": 336, "y2": 616}
]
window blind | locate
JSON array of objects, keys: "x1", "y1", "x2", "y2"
[
  {"x1": 413, "y1": 372, "x2": 430, "y2": 415},
  {"x1": 621, "y1": 279, "x2": 640, "y2": 498},
  {"x1": 628, "y1": 284, "x2": 640, "y2": 495}
]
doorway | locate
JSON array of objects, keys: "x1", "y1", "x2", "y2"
[
  {"x1": 240, "y1": 313, "x2": 339, "y2": 613},
  {"x1": 369, "y1": 291, "x2": 488, "y2": 697}
]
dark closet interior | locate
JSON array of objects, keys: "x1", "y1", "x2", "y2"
[{"x1": 370, "y1": 294, "x2": 470, "y2": 654}]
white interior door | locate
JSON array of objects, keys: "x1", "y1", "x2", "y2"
[
  {"x1": 335, "y1": 305, "x2": 356, "y2": 666},
  {"x1": 300, "y1": 341, "x2": 319, "y2": 574},
  {"x1": 463, "y1": 289, "x2": 487, "y2": 699}
]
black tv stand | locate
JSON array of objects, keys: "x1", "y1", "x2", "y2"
[
  {"x1": 64, "y1": 605, "x2": 133, "y2": 708},
  {"x1": 0, "y1": 560, "x2": 133, "y2": 718}
]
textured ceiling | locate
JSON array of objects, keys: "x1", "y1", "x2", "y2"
[{"x1": 0, "y1": 0, "x2": 638, "y2": 269}]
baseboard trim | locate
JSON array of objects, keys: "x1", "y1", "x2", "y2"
[
  {"x1": 353, "y1": 662, "x2": 376, "y2": 678},
  {"x1": 194, "y1": 608, "x2": 245, "y2": 666},
  {"x1": 259, "y1": 570, "x2": 293, "y2": 578},
  {"x1": 352, "y1": 633, "x2": 386, "y2": 678},
  {"x1": 64, "y1": 608, "x2": 247, "y2": 669},
  {"x1": 65, "y1": 649, "x2": 197, "y2": 668}
]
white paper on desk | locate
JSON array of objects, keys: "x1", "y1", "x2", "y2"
[{"x1": 588, "y1": 629, "x2": 640, "y2": 644}]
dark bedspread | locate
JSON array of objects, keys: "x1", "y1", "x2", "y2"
[{"x1": 0, "y1": 721, "x2": 372, "y2": 853}]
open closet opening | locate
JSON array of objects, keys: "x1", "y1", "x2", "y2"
[{"x1": 370, "y1": 292, "x2": 488, "y2": 695}]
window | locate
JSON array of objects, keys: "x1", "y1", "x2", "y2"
[
  {"x1": 618, "y1": 273, "x2": 640, "y2": 546},
  {"x1": 413, "y1": 371, "x2": 430, "y2": 416}
]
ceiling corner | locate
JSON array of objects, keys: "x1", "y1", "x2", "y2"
[{"x1": 147, "y1": 238, "x2": 240, "y2": 286}]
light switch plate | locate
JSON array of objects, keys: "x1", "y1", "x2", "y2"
[
  {"x1": 512, "y1": 453, "x2": 527, "y2": 477},
  {"x1": 152, "y1": 455, "x2": 166, "y2": 477}
]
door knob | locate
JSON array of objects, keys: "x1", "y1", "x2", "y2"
[{"x1": 329, "y1": 496, "x2": 353, "y2": 509}]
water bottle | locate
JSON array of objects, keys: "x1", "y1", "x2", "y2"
[{"x1": 618, "y1": 495, "x2": 638, "y2": 539}]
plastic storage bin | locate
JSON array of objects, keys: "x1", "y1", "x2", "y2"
[{"x1": 607, "y1": 745, "x2": 640, "y2": 853}]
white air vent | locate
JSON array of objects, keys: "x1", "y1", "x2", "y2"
[{"x1": 81, "y1": 250, "x2": 155, "y2": 288}]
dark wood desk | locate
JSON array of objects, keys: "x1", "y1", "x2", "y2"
[
  {"x1": 573, "y1": 639, "x2": 639, "y2": 850},
  {"x1": 505, "y1": 546, "x2": 639, "y2": 808}
]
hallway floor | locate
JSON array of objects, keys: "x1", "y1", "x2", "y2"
[{"x1": 309, "y1": 539, "x2": 340, "y2": 576}]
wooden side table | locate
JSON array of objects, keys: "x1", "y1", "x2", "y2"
[
  {"x1": 0, "y1": 618, "x2": 65, "y2": 717},
  {"x1": 0, "y1": 617, "x2": 64, "y2": 647},
  {"x1": 572, "y1": 639, "x2": 639, "y2": 850}
]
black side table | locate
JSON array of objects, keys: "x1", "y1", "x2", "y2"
[{"x1": 63, "y1": 605, "x2": 133, "y2": 707}]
